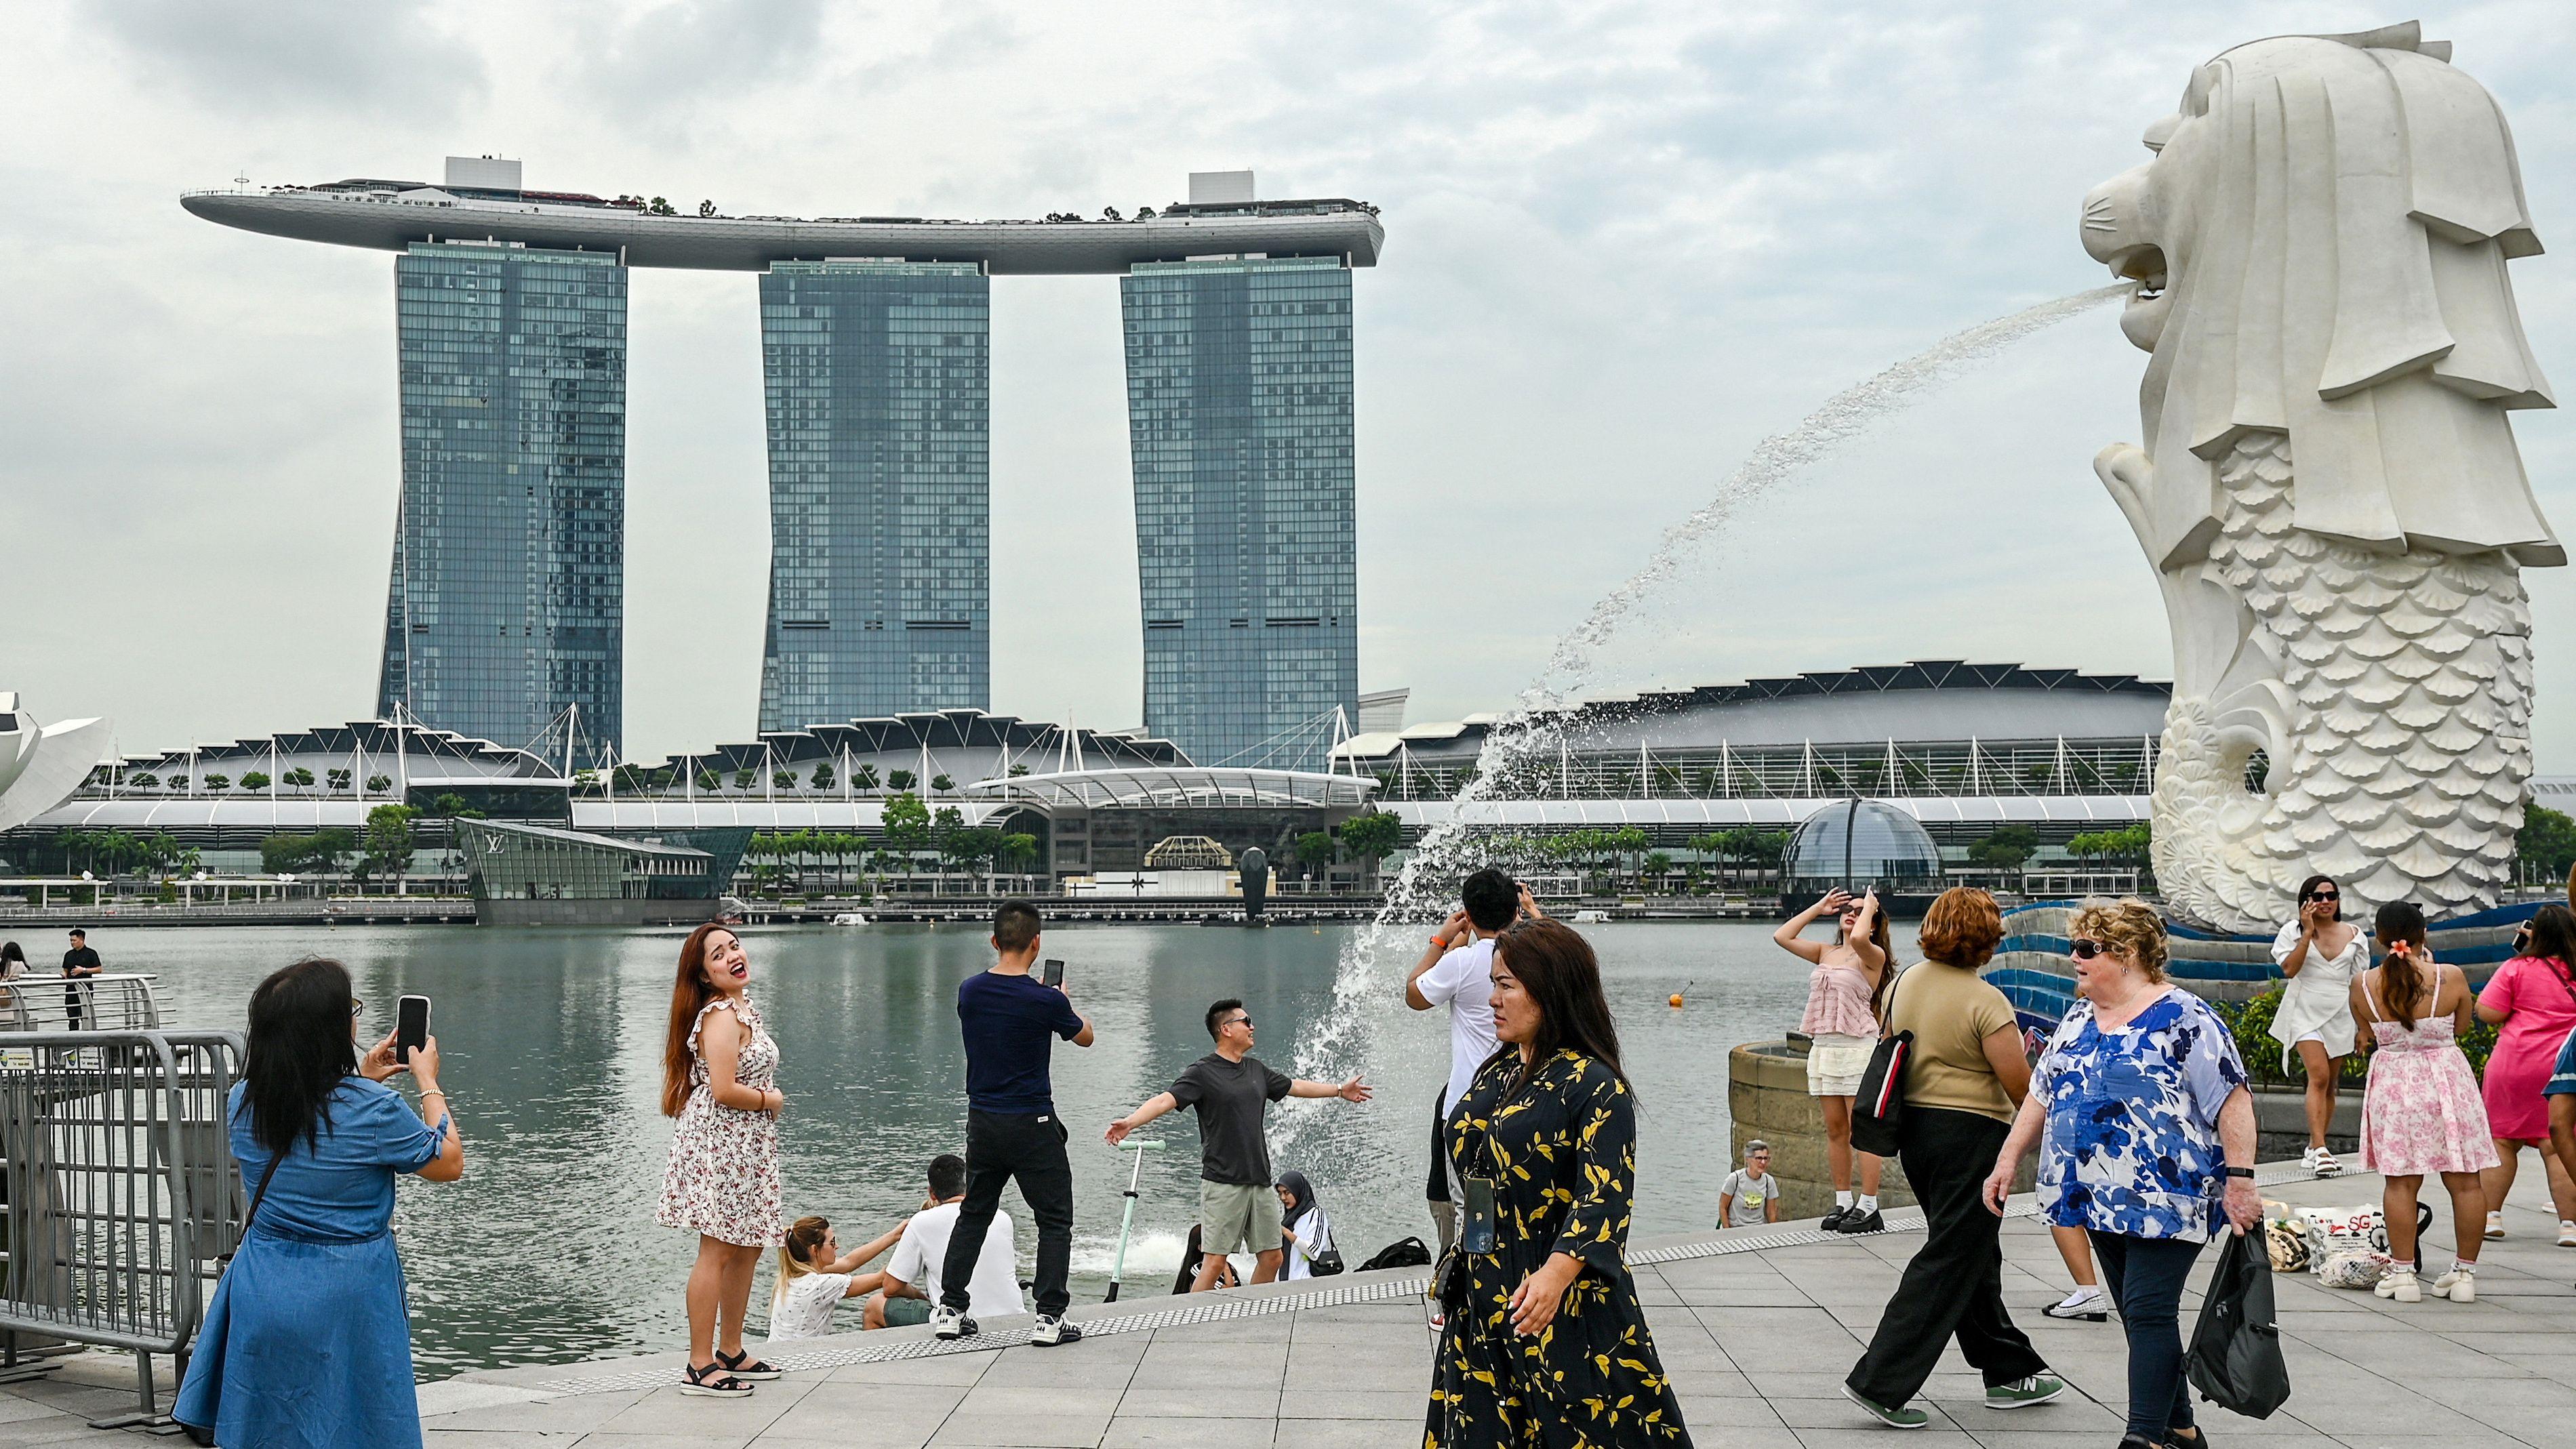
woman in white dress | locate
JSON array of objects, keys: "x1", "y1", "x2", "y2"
[{"x1": 2270, "y1": 874, "x2": 2364, "y2": 1177}]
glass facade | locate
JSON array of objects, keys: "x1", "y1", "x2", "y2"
[
  {"x1": 757, "y1": 261, "x2": 990, "y2": 731},
  {"x1": 1783, "y1": 799, "x2": 1945, "y2": 895},
  {"x1": 1121, "y1": 256, "x2": 1357, "y2": 769},
  {"x1": 379, "y1": 243, "x2": 627, "y2": 754}
]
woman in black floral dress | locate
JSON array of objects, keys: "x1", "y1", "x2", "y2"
[{"x1": 1426, "y1": 918, "x2": 1689, "y2": 1448}]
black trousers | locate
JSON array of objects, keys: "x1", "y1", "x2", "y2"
[
  {"x1": 1426, "y1": 1086, "x2": 1452, "y2": 1202},
  {"x1": 943, "y1": 1109, "x2": 1074, "y2": 1318},
  {"x1": 1848, "y1": 1106, "x2": 2048, "y2": 1407},
  {"x1": 2090, "y1": 1231, "x2": 2202, "y2": 1440}
]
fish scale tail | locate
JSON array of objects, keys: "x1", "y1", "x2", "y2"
[{"x1": 2158, "y1": 432, "x2": 2533, "y2": 930}]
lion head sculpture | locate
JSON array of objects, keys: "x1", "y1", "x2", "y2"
[{"x1": 2082, "y1": 20, "x2": 2559, "y2": 574}]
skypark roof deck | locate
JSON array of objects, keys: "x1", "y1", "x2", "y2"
[{"x1": 181, "y1": 180, "x2": 1386, "y2": 274}]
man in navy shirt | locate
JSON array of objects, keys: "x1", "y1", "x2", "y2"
[{"x1": 935, "y1": 899, "x2": 1094, "y2": 1345}]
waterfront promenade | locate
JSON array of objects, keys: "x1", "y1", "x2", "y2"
[{"x1": 1, "y1": 1166, "x2": 2568, "y2": 1447}]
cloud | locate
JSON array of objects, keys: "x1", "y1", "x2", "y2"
[{"x1": 77, "y1": 0, "x2": 489, "y2": 121}]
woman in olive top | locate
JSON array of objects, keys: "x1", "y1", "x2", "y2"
[{"x1": 1844, "y1": 887, "x2": 2064, "y2": 1429}]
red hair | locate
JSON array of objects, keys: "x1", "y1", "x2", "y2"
[{"x1": 662, "y1": 923, "x2": 736, "y2": 1118}]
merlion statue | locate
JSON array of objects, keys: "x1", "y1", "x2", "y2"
[{"x1": 2082, "y1": 22, "x2": 2559, "y2": 932}]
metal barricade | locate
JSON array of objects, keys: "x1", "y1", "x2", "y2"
[
  {"x1": 0, "y1": 975, "x2": 163, "y2": 1034},
  {"x1": 0, "y1": 1029, "x2": 247, "y2": 1429}
]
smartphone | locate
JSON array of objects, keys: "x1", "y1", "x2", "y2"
[
  {"x1": 1040, "y1": 958, "x2": 1065, "y2": 988},
  {"x1": 395, "y1": 995, "x2": 431, "y2": 1064}
]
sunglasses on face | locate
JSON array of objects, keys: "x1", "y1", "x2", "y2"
[
  {"x1": 2070, "y1": 938, "x2": 2106, "y2": 960},
  {"x1": 2304, "y1": 891, "x2": 2339, "y2": 903}
]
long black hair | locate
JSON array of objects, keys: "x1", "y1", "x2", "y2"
[
  {"x1": 1491, "y1": 918, "x2": 1633, "y2": 1097},
  {"x1": 243, "y1": 958, "x2": 360, "y2": 1156},
  {"x1": 0, "y1": 941, "x2": 23, "y2": 976}
]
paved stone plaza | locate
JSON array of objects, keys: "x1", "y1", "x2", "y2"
[{"x1": 0, "y1": 1167, "x2": 2568, "y2": 1447}]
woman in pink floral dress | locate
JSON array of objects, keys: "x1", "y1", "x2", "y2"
[
  {"x1": 657, "y1": 923, "x2": 784, "y2": 1397},
  {"x1": 2348, "y1": 902, "x2": 2496, "y2": 1304}
]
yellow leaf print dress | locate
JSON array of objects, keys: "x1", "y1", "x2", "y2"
[{"x1": 1425, "y1": 1048, "x2": 1689, "y2": 1448}]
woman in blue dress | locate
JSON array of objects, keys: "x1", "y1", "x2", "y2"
[
  {"x1": 1985, "y1": 899, "x2": 2257, "y2": 1449},
  {"x1": 176, "y1": 958, "x2": 464, "y2": 1448}
]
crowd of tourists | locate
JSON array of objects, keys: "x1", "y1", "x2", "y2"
[{"x1": 150, "y1": 860, "x2": 2576, "y2": 1448}]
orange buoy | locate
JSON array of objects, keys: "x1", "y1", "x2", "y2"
[{"x1": 1668, "y1": 993, "x2": 1685, "y2": 1008}]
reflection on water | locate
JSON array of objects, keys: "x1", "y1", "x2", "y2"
[{"x1": 96, "y1": 918, "x2": 1895, "y2": 1376}]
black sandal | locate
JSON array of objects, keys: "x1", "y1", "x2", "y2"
[
  {"x1": 680, "y1": 1362, "x2": 754, "y2": 1398},
  {"x1": 717, "y1": 1347, "x2": 782, "y2": 1381}
]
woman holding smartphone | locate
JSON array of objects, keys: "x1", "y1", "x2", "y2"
[
  {"x1": 657, "y1": 923, "x2": 785, "y2": 1397},
  {"x1": 174, "y1": 958, "x2": 462, "y2": 1448}
]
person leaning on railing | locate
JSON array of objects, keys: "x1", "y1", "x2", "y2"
[{"x1": 174, "y1": 958, "x2": 463, "y2": 1448}]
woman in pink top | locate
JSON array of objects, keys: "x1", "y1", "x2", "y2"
[
  {"x1": 1776, "y1": 887, "x2": 1892, "y2": 1232},
  {"x1": 2474, "y1": 903, "x2": 2576, "y2": 1244}
]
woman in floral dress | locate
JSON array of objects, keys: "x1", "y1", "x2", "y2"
[
  {"x1": 658, "y1": 923, "x2": 785, "y2": 1397},
  {"x1": 1987, "y1": 899, "x2": 2257, "y2": 1449},
  {"x1": 1426, "y1": 918, "x2": 1686, "y2": 1448},
  {"x1": 2350, "y1": 901, "x2": 2497, "y2": 1303}
]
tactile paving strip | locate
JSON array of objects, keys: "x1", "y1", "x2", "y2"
[{"x1": 525, "y1": 1162, "x2": 2318, "y2": 1395}]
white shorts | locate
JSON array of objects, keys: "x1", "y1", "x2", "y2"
[{"x1": 1807, "y1": 1033, "x2": 1875, "y2": 1097}]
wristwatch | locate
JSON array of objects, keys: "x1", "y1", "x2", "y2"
[{"x1": 2223, "y1": 1167, "x2": 2255, "y2": 1179}]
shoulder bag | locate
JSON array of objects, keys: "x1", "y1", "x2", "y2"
[{"x1": 1848, "y1": 966, "x2": 1915, "y2": 1158}]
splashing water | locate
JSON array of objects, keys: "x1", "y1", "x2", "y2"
[{"x1": 1280, "y1": 283, "x2": 2129, "y2": 1113}]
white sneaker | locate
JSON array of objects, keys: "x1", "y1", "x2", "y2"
[
  {"x1": 928, "y1": 1303, "x2": 976, "y2": 1340},
  {"x1": 2486, "y1": 1211, "x2": 2505, "y2": 1240},
  {"x1": 2375, "y1": 1267, "x2": 2422, "y2": 1303},
  {"x1": 1028, "y1": 1313, "x2": 1083, "y2": 1347},
  {"x1": 2041, "y1": 1287, "x2": 2109, "y2": 1322},
  {"x1": 2558, "y1": 1220, "x2": 2576, "y2": 1248},
  {"x1": 2431, "y1": 1265, "x2": 2477, "y2": 1303}
]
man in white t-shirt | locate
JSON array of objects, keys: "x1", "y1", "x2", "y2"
[
  {"x1": 1405, "y1": 868, "x2": 1535, "y2": 1254},
  {"x1": 868, "y1": 1153, "x2": 1024, "y2": 1328}
]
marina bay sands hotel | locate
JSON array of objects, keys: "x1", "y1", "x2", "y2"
[{"x1": 183, "y1": 159, "x2": 1382, "y2": 770}]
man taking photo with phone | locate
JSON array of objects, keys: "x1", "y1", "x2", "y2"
[
  {"x1": 933, "y1": 900, "x2": 1092, "y2": 1347},
  {"x1": 1106, "y1": 999, "x2": 1371, "y2": 1290}
]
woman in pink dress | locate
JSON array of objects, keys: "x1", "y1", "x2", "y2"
[
  {"x1": 657, "y1": 923, "x2": 785, "y2": 1397},
  {"x1": 2474, "y1": 903, "x2": 2576, "y2": 1243},
  {"x1": 1774, "y1": 887, "x2": 1891, "y2": 1231},
  {"x1": 2349, "y1": 902, "x2": 2496, "y2": 1303}
]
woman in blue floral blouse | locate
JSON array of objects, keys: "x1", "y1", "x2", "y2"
[{"x1": 1986, "y1": 898, "x2": 2259, "y2": 1449}]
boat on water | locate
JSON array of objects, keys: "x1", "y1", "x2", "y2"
[
  {"x1": 1571, "y1": 908, "x2": 1611, "y2": 924},
  {"x1": 831, "y1": 912, "x2": 868, "y2": 926}
]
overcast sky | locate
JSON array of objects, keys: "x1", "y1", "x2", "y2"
[{"x1": 6, "y1": 1, "x2": 2575, "y2": 769}]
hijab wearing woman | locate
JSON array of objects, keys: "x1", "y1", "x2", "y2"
[
  {"x1": 174, "y1": 958, "x2": 462, "y2": 1448},
  {"x1": 1276, "y1": 1170, "x2": 1337, "y2": 1279},
  {"x1": 1424, "y1": 918, "x2": 1687, "y2": 1448},
  {"x1": 654, "y1": 924, "x2": 787, "y2": 1397}
]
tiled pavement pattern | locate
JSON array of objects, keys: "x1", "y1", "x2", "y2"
[{"x1": 0, "y1": 1168, "x2": 2569, "y2": 1446}]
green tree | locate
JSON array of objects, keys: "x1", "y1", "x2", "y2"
[
  {"x1": 241, "y1": 771, "x2": 273, "y2": 792},
  {"x1": 1966, "y1": 824, "x2": 2040, "y2": 872},
  {"x1": 998, "y1": 832, "x2": 1039, "y2": 876},
  {"x1": 1643, "y1": 850, "x2": 1674, "y2": 889},
  {"x1": 1294, "y1": 830, "x2": 1337, "y2": 880},
  {"x1": 365, "y1": 774, "x2": 393, "y2": 793},
  {"x1": 734, "y1": 768, "x2": 757, "y2": 790},
  {"x1": 854, "y1": 764, "x2": 881, "y2": 792},
  {"x1": 1007, "y1": 763, "x2": 1030, "y2": 778},
  {"x1": 1337, "y1": 811, "x2": 1403, "y2": 872},
  {"x1": 2067, "y1": 823, "x2": 2153, "y2": 863},
  {"x1": 327, "y1": 768, "x2": 353, "y2": 791},
  {"x1": 262, "y1": 828, "x2": 358, "y2": 877},
  {"x1": 811, "y1": 761, "x2": 837, "y2": 792},
  {"x1": 773, "y1": 770, "x2": 798, "y2": 790},
  {"x1": 881, "y1": 792, "x2": 931, "y2": 873},
  {"x1": 2519, "y1": 805, "x2": 2576, "y2": 882},
  {"x1": 365, "y1": 804, "x2": 420, "y2": 885},
  {"x1": 699, "y1": 769, "x2": 723, "y2": 792},
  {"x1": 888, "y1": 769, "x2": 917, "y2": 792},
  {"x1": 203, "y1": 773, "x2": 233, "y2": 792},
  {"x1": 931, "y1": 773, "x2": 955, "y2": 792},
  {"x1": 287, "y1": 767, "x2": 317, "y2": 788}
]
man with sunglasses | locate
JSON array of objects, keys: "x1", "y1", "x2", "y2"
[{"x1": 1108, "y1": 998, "x2": 1371, "y2": 1290}]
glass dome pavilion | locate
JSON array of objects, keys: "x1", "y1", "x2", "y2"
[{"x1": 1783, "y1": 798, "x2": 1944, "y2": 899}]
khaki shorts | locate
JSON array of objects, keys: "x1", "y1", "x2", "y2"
[{"x1": 1201, "y1": 1179, "x2": 1285, "y2": 1255}]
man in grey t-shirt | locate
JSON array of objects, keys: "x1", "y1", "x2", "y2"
[
  {"x1": 1720, "y1": 1141, "x2": 1782, "y2": 1228},
  {"x1": 1108, "y1": 997, "x2": 1371, "y2": 1290}
]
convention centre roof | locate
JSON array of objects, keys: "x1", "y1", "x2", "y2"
[{"x1": 1337, "y1": 661, "x2": 2171, "y2": 764}]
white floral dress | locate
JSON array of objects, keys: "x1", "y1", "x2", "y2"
[{"x1": 656, "y1": 997, "x2": 783, "y2": 1247}]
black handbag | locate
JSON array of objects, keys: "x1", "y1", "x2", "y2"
[
  {"x1": 1848, "y1": 966, "x2": 1914, "y2": 1158},
  {"x1": 2187, "y1": 1228, "x2": 2291, "y2": 1419},
  {"x1": 1309, "y1": 1247, "x2": 1346, "y2": 1276}
]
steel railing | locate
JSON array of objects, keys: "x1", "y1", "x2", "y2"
[
  {"x1": 0, "y1": 975, "x2": 161, "y2": 1034},
  {"x1": 0, "y1": 1028, "x2": 247, "y2": 1429}
]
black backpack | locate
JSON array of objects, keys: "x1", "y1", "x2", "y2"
[
  {"x1": 2188, "y1": 1229, "x2": 2291, "y2": 1419},
  {"x1": 1355, "y1": 1236, "x2": 1432, "y2": 1273}
]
